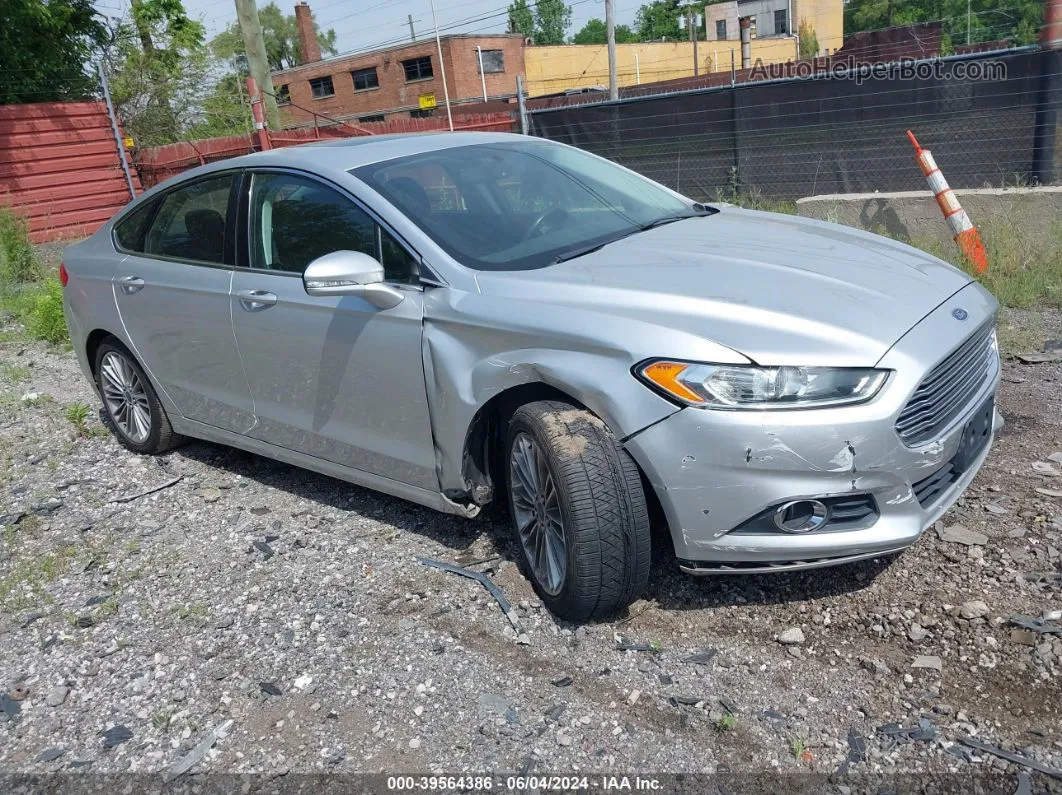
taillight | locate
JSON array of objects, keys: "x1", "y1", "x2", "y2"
[{"x1": 58, "y1": 262, "x2": 69, "y2": 287}]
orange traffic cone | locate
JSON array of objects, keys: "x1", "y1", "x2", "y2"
[{"x1": 905, "y1": 130, "x2": 988, "y2": 274}]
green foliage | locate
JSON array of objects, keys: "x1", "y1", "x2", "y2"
[
  {"x1": 0, "y1": 208, "x2": 39, "y2": 284},
  {"x1": 26, "y1": 279, "x2": 68, "y2": 345},
  {"x1": 798, "y1": 19, "x2": 819, "y2": 59},
  {"x1": 571, "y1": 18, "x2": 638, "y2": 44},
  {"x1": 507, "y1": 0, "x2": 535, "y2": 38},
  {"x1": 716, "y1": 713, "x2": 738, "y2": 731},
  {"x1": 105, "y1": 0, "x2": 212, "y2": 146},
  {"x1": 532, "y1": 0, "x2": 572, "y2": 45},
  {"x1": 0, "y1": 0, "x2": 107, "y2": 104},
  {"x1": 843, "y1": 0, "x2": 1043, "y2": 47},
  {"x1": 635, "y1": 0, "x2": 683, "y2": 42},
  {"x1": 66, "y1": 402, "x2": 91, "y2": 435},
  {"x1": 210, "y1": 2, "x2": 337, "y2": 73}
]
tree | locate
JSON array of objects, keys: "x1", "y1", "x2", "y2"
[
  {"x1": 104, "y1": 0, "x2": 215, "y2": 145},
  {"x1": 533, "y1": 0, "x2": 572, "y2": 45},
  {"x1": 507, "y1": 0, "x2": 534, "y2": 38},
  {"x1": 571, "y1": 18, "x2": 636, "y2": 44},
  {"x1": 634, "y1": 1, "x2": 683, "y2": 42},
  {"x1": 211, "y1": 2, "x2": 337, "y2": 74},
  {"x1": 843, "y1": 0, "x2": 1043, "y2": 48},
  {"x1": 797, "y1": 18, "x2": 819, "y2": 59},
  {"x1": 0, "y1": 0, "x2": 108, "y2": 104}
]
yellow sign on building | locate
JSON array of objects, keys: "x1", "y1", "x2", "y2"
[{"x1": 418, "y1": 93, "x2": 437, "y2": 110}]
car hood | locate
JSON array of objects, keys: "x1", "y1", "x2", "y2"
[{"x1": 473, "y1": 208, "x2": 974, "y2": 367}]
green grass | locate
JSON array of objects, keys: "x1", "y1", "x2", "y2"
[
  {"x1": 0, "y1": 545, "x2": 76, "y2": 612},
  {"x1": 906, "y1": 218, "x2": 1062, "y2": 310},
  {"x1": 0, "y1": 208, "x2": 40, "y2": 284},
  {"x1": 1, "y1": 363, "x2": 30, "y2": 383},
  {"x1": 0, "y1": 208, "x2": 68, "y2": 346},
  {"x1": 716, "y1": 713, "x2": 738, "y2": 732}
]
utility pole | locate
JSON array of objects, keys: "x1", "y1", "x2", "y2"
[
  {"x1": 407, "y1": 14, "x2": 416, "y2": 41},
  {"x1": 687, "y1": 6, "x2": 699, "y2": 76},
  {"x1": 234, "y1": 0, "x2": 280, "y2": 130},
  {"x1": 966, "y1": 0, "x2": 971, "y2": 45},
  {"x1": 429, "y1": 0, "x2": 454, "y2": 131},
  {"x1": 605, "y1": 0, "x2": 618, "y2": 100}
]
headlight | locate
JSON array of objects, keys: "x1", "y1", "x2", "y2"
[{"x1": 635, "y1": 360, "x2": 889, "y2": 409}]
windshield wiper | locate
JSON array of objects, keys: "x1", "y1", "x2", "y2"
[{"x1": 553, "y1": 208, "x2": 715, "y2": 264}]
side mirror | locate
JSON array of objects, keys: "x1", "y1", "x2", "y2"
[{"x1": 303, "y1": 250, "x2": 404, "y2": 310}]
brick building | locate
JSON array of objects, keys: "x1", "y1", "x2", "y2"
[{"x1": 273, "y1": 2, "x2": 526, "y2": 127}]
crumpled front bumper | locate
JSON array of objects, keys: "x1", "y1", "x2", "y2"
[{"x1": 623, "y1": 282, "x2": 1001, "y2": 573}]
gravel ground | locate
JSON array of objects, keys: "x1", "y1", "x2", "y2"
[{"x1": 0, "y1": 308, "x2": 1060, "y2": 791}]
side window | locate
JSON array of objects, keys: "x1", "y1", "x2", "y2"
[
  {"x1": 381, "y1": 229, "x2": 417, "y2": 283},
  {"x1": 250, "y1": 173, "x2": 415, "y2": 282},
  {"x1": 144, "y1": 175, "x2": 234, "y2": 264},
  {"x1": 114, "y1": 199, "x2": 158, "y2": 253}
]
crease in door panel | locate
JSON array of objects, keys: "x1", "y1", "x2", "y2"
[{"x1": 228, "y1": 269, "x2": 259, "y2": 433}]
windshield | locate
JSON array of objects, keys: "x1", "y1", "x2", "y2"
[{"x1": 351, "y1": 141, "x2": 699, "y2": 271}]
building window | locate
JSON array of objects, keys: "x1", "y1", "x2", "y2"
[
  {"x1": 352, "y1": 67, "x2": 379, "y2": 91},
  {"x1": 275, "y1": 84, "x2": 290, "y2": 105},
  {"x1": 477, "y1": 50, "x2": 505, "y2": 74},
  {"x1": 358, "y1": 114, "x2": 386, "y2": 123},
  {"x1": 409, "y1": 108, "x2": 434, "y2": 119},
  {"x1": 309, "y1": 76, "x2": 334, "y2": 99},
  {"x1": 403, "y1": 56, "x2": 433, "y2": 82},
  {"x1": 715, "y1": 20, "x2": 727, "y2": 40},
  {"x1": 774, "y1": 9, "x2": 788, "y2": 34}
]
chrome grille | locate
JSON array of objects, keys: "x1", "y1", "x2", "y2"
[{"x1": 895, "y1": 322, "x2": 997, "y2": 446}]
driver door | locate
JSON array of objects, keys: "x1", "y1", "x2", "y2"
[{"x1": 230, "y1": 170, "x2": 438, "y2": 491}]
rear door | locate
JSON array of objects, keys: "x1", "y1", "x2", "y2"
[
  {"x1": 112, "y1": 172, "x2": 254, "y2": 433},
  {"x1": 229, "y1": 169, "x2": 438, "y2": 490}
]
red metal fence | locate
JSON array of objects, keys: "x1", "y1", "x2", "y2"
[
  {"x1": 0, "y1": 101, "x2": 138, "y2": 243},
  {"x1": 134, "y1": 112, "x2": 517, "y2": 189}
]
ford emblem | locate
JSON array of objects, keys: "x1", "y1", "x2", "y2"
[{"x1": 952, "y1": 308, "x2": 968, "y2": 321}]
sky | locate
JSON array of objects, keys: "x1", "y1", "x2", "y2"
[{"x1": 91, "y1": 0, "x2": 644, "y2": 57}]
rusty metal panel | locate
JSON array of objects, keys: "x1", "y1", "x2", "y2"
[{"x1": 0, "y1": 100, "x2": 141, "y2": 244}]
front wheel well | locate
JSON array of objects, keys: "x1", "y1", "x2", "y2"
[
  {"x1": 458, "y1": 382, "x2": 675, "y2": 559},
  {"x1": 460, "y1": 383, "x2": 585, "y2": 507}
]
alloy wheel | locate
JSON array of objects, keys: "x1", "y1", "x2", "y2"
[
  {"x1": 99, "y1": 351, "x2": 152, "y2": 444},
  {"x1": 509, "y1": 432, "x2": 566, "y2": 596}
]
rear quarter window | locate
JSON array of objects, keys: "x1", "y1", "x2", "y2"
[{"x1": 113, "y1": 200, "x2": 158, "y2": 252}]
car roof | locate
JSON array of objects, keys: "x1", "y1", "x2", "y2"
[{"x1": 218, "y1": 131, "x2": 532, "y2": 173}]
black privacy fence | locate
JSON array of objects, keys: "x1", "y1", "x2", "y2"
[{"x1": 527, "y1": 48, "x2": 1062, "y2": 202}]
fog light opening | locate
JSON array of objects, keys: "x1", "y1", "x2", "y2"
[{"x1": 773, "y1": 500, "x2": 829, "y2": 533}]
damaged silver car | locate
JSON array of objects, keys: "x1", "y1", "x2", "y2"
[{"x1": 62, "y1": 133, "x2": 1001, "y2": 620}]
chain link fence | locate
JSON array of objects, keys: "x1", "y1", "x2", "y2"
[{"x1": 527, "y1": 48, "x2": 1061, "y2": 204}]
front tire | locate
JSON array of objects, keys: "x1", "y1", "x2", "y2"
[
  {"x1": 505, "y1": 401, "x2": 651, "y2": 622},
  {"x1": 94, "y1": 339, "x2": 181, "y2": 455}
]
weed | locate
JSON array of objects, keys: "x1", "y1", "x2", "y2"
[
  {"x1": 26, "y1": 279, "x2": 68, "y2": 345},
  {"x1": 790, "y1": 734, "x2": 812, "y2": 762},
  {"x1": 0, "y1": 207, "x2": 39, "y2": 284},
  {"x1": 66, "y1": 402, "x2": 92, "y2": 436},
  {"x1": 0, "y1": 545, "x2": 75, "y2": 611},
  {"x1": 152, "y1": 709, "x2": 174, "y2": 732},
  {"x1": 21, "y1": 393, "x2": 53, "y2": 408},
  {"x1": 1, "y1": 363, "x2": 30, "y2": 383},
  {"x1": 716, "y1": 713, "x2": 738, "y2": 732}
]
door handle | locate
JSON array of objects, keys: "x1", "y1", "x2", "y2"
[
  {"x1": 236, "y1": 289, "x2": 278, "y2": 310},
  {"x1": 116, "y1": 276, "x2": 145, "y2": 294}
]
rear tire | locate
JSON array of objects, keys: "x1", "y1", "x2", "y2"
[
  {"x1": 94, "y1": 339, "x2": 182, "y2": 455},
  {"x1": 505, "y1": 401, "x2": 651, "y2": 622}
]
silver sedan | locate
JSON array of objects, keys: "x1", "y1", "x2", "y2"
[{"x1": 62, "y1": 132, "x2": 1001, "y2": 620}]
